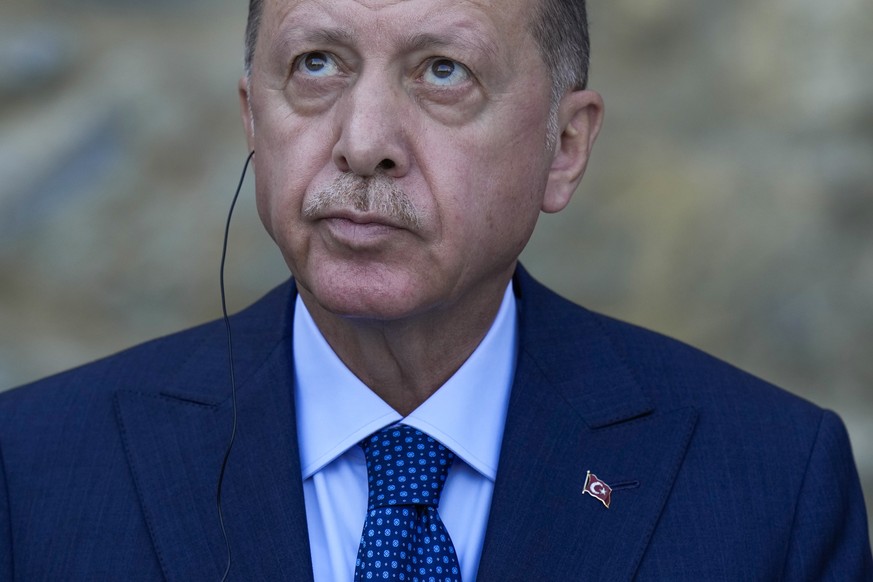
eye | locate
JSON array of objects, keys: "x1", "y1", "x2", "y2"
[
  {"x1": 296, "y1": 51, "x2": 340, "y2": 77},
  {"x1": 422, "y1": 58, "x2": 470, "y2": 87}
]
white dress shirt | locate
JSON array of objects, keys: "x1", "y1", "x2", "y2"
[{"x1": 293, "y1": 284, "x2": 518, "y2": 581}]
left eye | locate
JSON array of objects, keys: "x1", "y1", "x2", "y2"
[
  {"x1": 296, "y1": 51, "x2": 340, "y2": 77},
  {"x1": 422, "y1": 58, "x2": 469, "y2": 86}
]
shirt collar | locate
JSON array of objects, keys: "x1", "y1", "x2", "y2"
[{"x1": 293, "y1": 284, "x2": 517, "y2": 481}]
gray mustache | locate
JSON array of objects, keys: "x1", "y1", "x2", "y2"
[{"x1": 303, "y1": 173, "x2": 423, "y2": 230}]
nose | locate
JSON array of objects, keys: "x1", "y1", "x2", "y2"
[{"x1": 332, "y1": 74, "x2": 409, "y2": 177}]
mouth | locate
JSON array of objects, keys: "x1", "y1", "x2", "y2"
[
  {"x1": 317, "y1": 209, "x2": 408, "y2": 230},
  {"x1": 317, "y1": 210, "x2": 409, "y2": 247}
]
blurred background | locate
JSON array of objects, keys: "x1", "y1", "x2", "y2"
[{"x1": 1, "y1": 0, "x2": 871, "y2": 535}]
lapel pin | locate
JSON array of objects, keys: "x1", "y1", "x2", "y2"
[{"x1": 583, "y1": 470, "x2": 613, "y2": 508}]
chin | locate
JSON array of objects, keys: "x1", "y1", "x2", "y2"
[{"x1": 299, "y1": 264, "x2": 441, "y2": 322}]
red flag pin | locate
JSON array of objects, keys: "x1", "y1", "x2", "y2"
[{"x1": 583, "y1": 471, "x2": 613, "y2": 508}]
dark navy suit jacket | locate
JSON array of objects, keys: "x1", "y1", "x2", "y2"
[{"x1": 2, "y1": 268, "x2": 871, "y2": 580}]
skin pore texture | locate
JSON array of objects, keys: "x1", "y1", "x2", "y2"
[{"x1": 240, "y1": 0, "x2": 603, "y2": 415}]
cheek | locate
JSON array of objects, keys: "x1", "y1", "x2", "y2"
[
  {"x1": 443, "y1": 115, "x2": 550, "y2": 212},
  {"x1": 253, "y1": 159, "x2": 292, "y2": 241},
  {"x1": 252, "y1": 105, "x2": 337, "y2": 233},
  {"x1": 443, "y1": 114, "x2": 551, "y2": 253},
  {"x1": 424, "y1": 150, "x2": 543, "y2": 271},
  {"x1": 252, "y1": 150, "x2": 299, "y2": 240}
]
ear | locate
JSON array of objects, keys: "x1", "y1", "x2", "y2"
[
  {"x1": 542, "y1": 89, "x2": 604, "y2": 213},
  {"x1": 238, "y1": 75, "x2": 255, "y2": 151}
]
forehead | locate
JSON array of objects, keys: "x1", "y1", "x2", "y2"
[{"x1": 260, "y1": 0, "x2": 538, "y2": 52}]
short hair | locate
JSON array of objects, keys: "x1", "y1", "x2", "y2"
[
  {"x1": 528, "y1": 0, "x2": 590, "y2": 101},
  {"x1": 244, "y1": 0, "x2": 262, "y2": 79},
  {"x1": 243, "y1": 0, "x2": 590, "y2": 101}
]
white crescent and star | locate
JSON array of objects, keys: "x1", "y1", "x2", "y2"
[{"x1": 583, "y1": 471, "x2": 612, "y2": 508}]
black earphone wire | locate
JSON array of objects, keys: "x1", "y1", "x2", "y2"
[{"x1": 217, "y1": 149, "x2": 255, "y2": 582}]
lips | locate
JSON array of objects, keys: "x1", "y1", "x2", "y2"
[
  {"x1": 318, "y1": 210, "x2": 407, "y2": 247},
  {"x1": 314, "y1": 208, "x2": 408, "y2": 230}
]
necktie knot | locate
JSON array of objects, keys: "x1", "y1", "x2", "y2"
[
  {"x1": 355, "y1": 424, "x2": 462, "y2": 581},
  {"x1": 361, "y1": 425, "x2": 455, "y2": 510}
]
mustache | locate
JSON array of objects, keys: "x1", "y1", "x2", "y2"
[{"x1": 303, "y1": 173, "x2": 423, "y2": 230}]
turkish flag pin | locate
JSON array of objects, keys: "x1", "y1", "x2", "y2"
[{"x1": 583, "y1": 470, "x2": 613, "y2": 508}]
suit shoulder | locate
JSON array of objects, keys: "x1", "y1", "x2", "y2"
[
  {"x1": 0, "y1": 281, "x2": 294, "y2": 414},
  {"x1": 517, "y1": 272, "x2": 824, "y2": 424},
  {"x1": 590, "y1": 309, "x2": 820, "y2": 414},
  {"x1": 0, "y1": 318, "x2": 220, "y2": 415}
]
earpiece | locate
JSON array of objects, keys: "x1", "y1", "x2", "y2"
[{"x1": 216, "y1": 149, "x2": 255, "y2": 582}]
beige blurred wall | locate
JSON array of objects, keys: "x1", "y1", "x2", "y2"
[{"x1": 2, "y1": 0, "x2": 871, "y2": 534}]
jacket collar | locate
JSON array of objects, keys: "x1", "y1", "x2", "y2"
[
  {"x1": 476, "y1": 267, "x2": 697, "y2": 580},
  {"x1": 115, "y1": 281, "x2": 314, "y2": 581}
]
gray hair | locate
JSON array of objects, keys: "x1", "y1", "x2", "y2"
[
  {"x1": 527, "y1": 0, "x2": 590, "y2": 148},
  {"x1": 244, "y1": 0, "x2": 263, "y2": 79}
]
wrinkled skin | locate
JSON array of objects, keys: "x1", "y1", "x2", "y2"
[{"x1": 240, "y1": 0, "x2": 603, "y2": 412}]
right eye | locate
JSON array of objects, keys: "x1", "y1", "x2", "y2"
[{"x1": 296, "y1": 51, "x2": 340, "y2": 77}]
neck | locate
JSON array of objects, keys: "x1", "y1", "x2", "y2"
[{"x1": 299, "y1": 274, "x2": 512, "y2": 416}]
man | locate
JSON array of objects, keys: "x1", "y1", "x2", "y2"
[{"x1": 1, "y1": 0, "x2": 871, "y2": 580}]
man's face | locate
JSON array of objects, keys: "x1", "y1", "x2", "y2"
[{"x1": 242, "y1": 0, "x2": 594, "y2": 321}]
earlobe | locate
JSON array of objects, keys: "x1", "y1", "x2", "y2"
[
  {"x1": 542, "y1": 89, "x2": 604, "y2": 213},
  {"x1": 238, "y1": 76, "x2": 255, "y2": 150}
]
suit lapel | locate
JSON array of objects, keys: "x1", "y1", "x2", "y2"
[
  {"x1": 115, "y1": 283, "x2": 314, "y2": 581},
  {"x1": 477, "y1": 270, "x2": 698, "y2": 581},
  {"x1": 113, "y1": 269, "x2": 696, "y2": 581}
]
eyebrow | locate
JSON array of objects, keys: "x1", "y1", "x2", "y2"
[
  {"x1": 300, "y1": 27, "x2": 356, "y2": 47},
  {"x1": 400, "y1": 31, "x2": 499, "y2": 62},
  {"x1": 268, "y1": 26, "x2": 355, "y2": 67},
  {"x1": 277, "y1": 22, "x2": 497, "y2": 51},
  {"x1": 268, "y1": 21, "x2": 500, "y2": 68}
]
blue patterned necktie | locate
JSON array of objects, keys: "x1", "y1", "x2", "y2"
[{"x1": 354, "y1": 425, "x2": 462, "y2": 582}]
